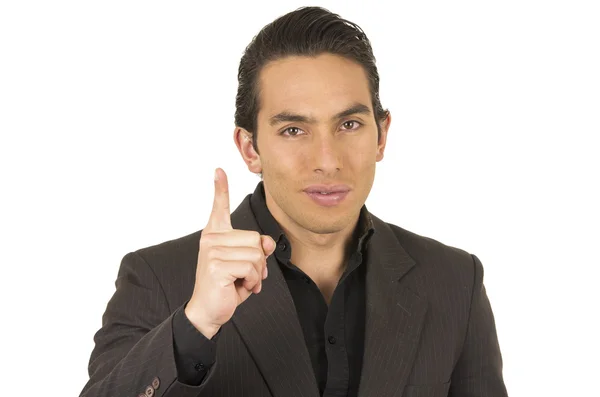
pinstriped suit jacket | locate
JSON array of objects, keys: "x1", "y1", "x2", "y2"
[{"x1": 80, "y1": 193, "x2": 508, "y2": 397}]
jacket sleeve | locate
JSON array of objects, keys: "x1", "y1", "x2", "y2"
[
  {"x1": 172, "y1": 300, "x2": 219, "y2": 385},
  {"x1": 79, "y1": 251, "x2": 218, "y2": 397},
  {"x1": 449, "y1": 254, "x2": 509, "y2": 397}
]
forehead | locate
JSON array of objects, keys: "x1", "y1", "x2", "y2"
[{"x1": 257, "y1": 53, "x2": 372, "y2": 120}]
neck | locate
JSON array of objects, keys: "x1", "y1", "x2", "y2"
[
  {"x1": 265, "y1": 192, "x2": 360, "y2": 277},
  {"x1": 285, "y1": 220, "x2": 358, "y2": 276}
]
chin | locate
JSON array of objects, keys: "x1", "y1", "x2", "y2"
[{"x1": 299, "y1": 214, "x2": 350, "y2": 235}]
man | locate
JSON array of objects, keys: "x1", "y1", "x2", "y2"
[{"x1": 80, "y1": 6, "x2": 508, "y2": 397}]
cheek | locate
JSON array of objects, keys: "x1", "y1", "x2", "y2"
[
  {"x1": 263, "y1": 146, "x2": 306, "y2": 175},
  {"x1": 276, "y1": 147, "x2": 308, "y2": 166},
  {"x1": 344, "y1": 143, "x2": 376, "y2": 170}
]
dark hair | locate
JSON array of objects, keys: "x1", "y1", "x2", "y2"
[{"x1": 234, "y1": 6, "x2": 389, "y2": 154}]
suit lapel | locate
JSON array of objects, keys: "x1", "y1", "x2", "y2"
[
  {"x1": 229, "y1": 196, "x2": 320, "y2": 397},
  {"x1": 226, "y1": 195, "x2": 427, "y2": 397},
  {"x1": 358, "y1": 214, "x2": 429, "y2": 397}
]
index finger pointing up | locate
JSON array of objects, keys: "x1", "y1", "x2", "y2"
[{"x1": 206, "y1": 168, "x2": 232, "y2": 232}]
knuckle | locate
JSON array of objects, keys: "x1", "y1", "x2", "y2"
[
  {"x1": 206, "y1": 260, "x2": 221, "y2": 276},
  {"x1": 251, "y1": 249, "x2": 264, "y2": 264},
  {"x1": 200, "y1": 233, "x2": 215, "y2": 246},
  {"x1": 250, "y1": 231, "x2": 261, "y2": 246},
  {"x1": 208, "y1": 246, "x2": 222, "y2": 259}
]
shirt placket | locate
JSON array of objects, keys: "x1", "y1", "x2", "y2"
[{"x1": 323, "y1": 282, "x2": 349, "y2": 397}]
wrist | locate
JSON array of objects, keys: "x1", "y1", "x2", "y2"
[{"x1": 184, "y1": 304, "x2": 221, "y2": 340}]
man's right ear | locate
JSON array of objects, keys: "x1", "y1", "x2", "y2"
[{"x1": 233, "y1": 127, "x2": 262, "y2": 175}]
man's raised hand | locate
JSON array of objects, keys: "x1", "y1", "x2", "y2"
[{"x1": 185, "y1": 168, "x2": 276, "y2": 339}]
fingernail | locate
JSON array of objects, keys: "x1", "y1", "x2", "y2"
[
  {"x1": 263, "y1": 266, "x2": 268, "y2": 278},
  {"x1": 214, "y1": 169, "x2": 219, "y2": 181}
]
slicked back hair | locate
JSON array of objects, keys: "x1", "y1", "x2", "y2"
[{"x1": 234, "y1": 6, "x2": 389, "y2": 155}]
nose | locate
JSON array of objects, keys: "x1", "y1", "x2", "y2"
[{"x1": 311, "y1": 133, "x2": 342, "y2": 175}]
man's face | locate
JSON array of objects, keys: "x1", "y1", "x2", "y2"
[{"x1": 239, "y1": 53, "x2": 389, "y2": 235}]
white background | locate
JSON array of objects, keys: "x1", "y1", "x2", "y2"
[{"x1": 1, "y1": 1, "x2": 598, "y2": 396}]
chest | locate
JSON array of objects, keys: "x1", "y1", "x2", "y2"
[{"x1": 313, "y1": 277, "x2": 338, "y2": 305}]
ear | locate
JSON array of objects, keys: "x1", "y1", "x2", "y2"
[
  {"x1": 234, "y1": 127, "x2": 262, "y2": 174},
  {"x1": 376, "y1": 111, "x2": 391, "y2": 162}
]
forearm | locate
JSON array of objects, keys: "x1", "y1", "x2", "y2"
[
  {"x1": 79, "y1": 252, "x2": 216, "y2": 397},
  {"x1": 80, "y1": 307, "x2": 210, "y2": 397},
  {"x1": 172, "y1": 301, "x2": 219, "y2": 386}
]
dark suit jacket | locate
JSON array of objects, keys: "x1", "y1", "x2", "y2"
[{"x1": 80, "y1": 193, "x2": 508, "y2": 397}]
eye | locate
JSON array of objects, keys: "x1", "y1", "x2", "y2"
[
  {"x1": 341, "y1": 120, "x2": 362, "y2": 130},
  {"x1": 279, "y1": 121, "x2": 362, "y2": 137},
  {"x1": 280, "y1": 126, "x2": 305, "y2": 137},
  {"x1": 342, "y1": 120, "x2": 362, "y2": 131}
]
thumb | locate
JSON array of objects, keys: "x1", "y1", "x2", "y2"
[{"x1": 261, "y1": 235, "x2": 276, "y2": 257}]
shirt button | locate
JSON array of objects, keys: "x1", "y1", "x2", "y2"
[
  {"x1": 328, "y1": 336, "x2": 337, "y2": 344},
  {"x1": 278, "y1": 242, "x2": 287, "y2": 251},
  {"x1": 145, "y1": 385, "x2": 154, "y2": 397},
  {"x1": 151, "y1": 376, "x2": 160, "y2": 390},
  {"x1": 195, "y1": 362, "x2": 206, "y2": 372}
]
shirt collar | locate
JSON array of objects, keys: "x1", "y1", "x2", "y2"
[{"x1": 249, "y1": 181, "x2": 375, "y2": 258}]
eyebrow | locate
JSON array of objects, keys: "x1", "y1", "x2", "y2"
[{"x1": 268, "y1": 103, "x2": 372, "y2": 127}]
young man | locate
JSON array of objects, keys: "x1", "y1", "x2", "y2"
[{"x1": 80, "y1": 6, "x2": 507, "y2": 397}]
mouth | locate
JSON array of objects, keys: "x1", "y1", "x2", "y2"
[
  {"x1": 303, "y1": 184, "x2": 351, "y2": 194},
  {"x1": 303, "y1": 185, "x2": 351, "y2": 207}
]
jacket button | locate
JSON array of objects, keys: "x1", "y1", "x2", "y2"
[
  {"x1": 151, "y1": 377, "x2": 160, "y2": 390},
  {"x1": 195, "y1": 362, "x2": 206, "y2": 371},
  {"x1": 328, "y1": 335, "x2": 337, "y2": 344},
  {"x1": 145, "y1": 385, "x2": 154, "y2": 397}
]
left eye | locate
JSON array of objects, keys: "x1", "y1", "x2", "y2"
[{"x1": 342, "y1": 120, "x2": 361, "y2": 130}]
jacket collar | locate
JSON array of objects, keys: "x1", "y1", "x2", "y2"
[{"x1": 229, "y1": 191, "x2": 427, "y2": 397}]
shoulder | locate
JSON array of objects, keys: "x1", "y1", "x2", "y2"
[
  {"x1": 374, "y1": 216, "x2": 478, "y2": 291},
  {"x1": 128, "y1": 229, "x2": 203, "y2": 277},
  {"x1": 116, "y1": 229, "x2": 205, "y2": 308},
  {"x1": 387, "y1": 222, "x2": 473, "y2": 266}
]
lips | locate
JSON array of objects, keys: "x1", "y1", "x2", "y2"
[
  {"x1": 303, "y1": 184, "x2": 351, "y2": 207},
  {"x1": 303, "y1": 184, "x2": 351, "y2": 194}
]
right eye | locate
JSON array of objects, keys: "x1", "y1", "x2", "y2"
[{"x1": 280, "y1": 127, "x2": 305, "y2": 137}]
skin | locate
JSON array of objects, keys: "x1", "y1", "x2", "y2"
[
  {"x1": 185, "y1": 53, "x2": 392, "y2": 336},
  {"x1": 234, "y1": 53, "x2": 391, "y2": 293}
]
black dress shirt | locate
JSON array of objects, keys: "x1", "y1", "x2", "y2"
[{"x1": 172, "y1": 182, "x2": 374, "y2": 397}]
